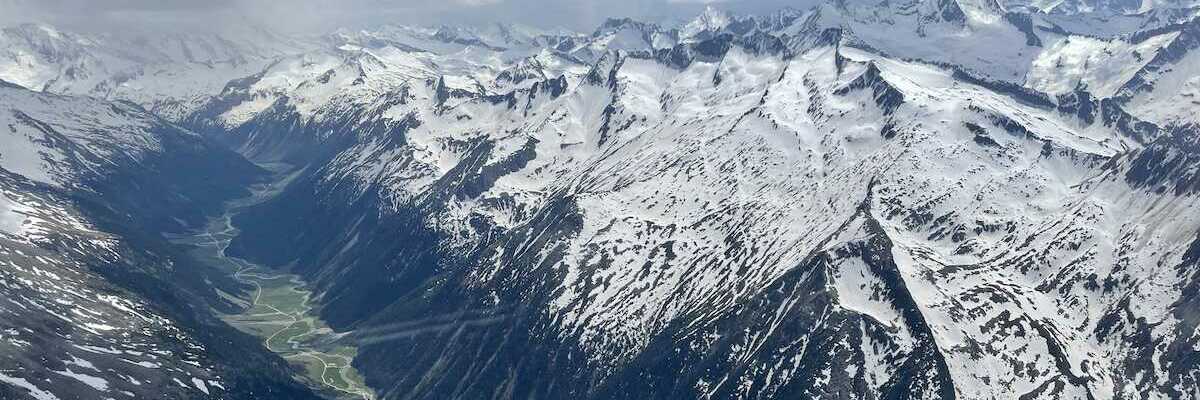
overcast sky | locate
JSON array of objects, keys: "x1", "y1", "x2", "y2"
[{"x1": 0, "y1": 0, "x2": 810, "y2": 34}]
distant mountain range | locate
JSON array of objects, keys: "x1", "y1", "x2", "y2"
[{"x1": 3, "y1": 1, "x2": 1200, "y2": 399}]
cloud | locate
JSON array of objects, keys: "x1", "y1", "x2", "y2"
[{"x1": 454, "y1": 0, "x2": 505, "y2": 5}]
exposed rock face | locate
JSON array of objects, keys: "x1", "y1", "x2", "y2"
[
  {"x1": 0, "y1": 84, "x2": 322, "y2": 399},
  {"x1": 193, "y1": 6, "x2": 1200, "y2": 398},
  {"x1": 5, "y1": 2, "x2": 1200, "y2": 399}
]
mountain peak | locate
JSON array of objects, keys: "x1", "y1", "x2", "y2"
[
  {"x1": 2, "y1": 22, "x2": 80, "y2": 47},
  {"x1": 681, "y1": 5, "x2": 734, "y2": 38}
]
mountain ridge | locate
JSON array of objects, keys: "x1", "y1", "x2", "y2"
[{"x1": 3, "y1": 2, "x2": 1200, "y2": 399}]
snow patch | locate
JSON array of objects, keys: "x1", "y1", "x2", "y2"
[
  {"x1": 191, "y1": 377, "x2": 210, "y2": 395},
  {"x1": 0, "y1": 373, "x2": 60, "y2": 400},
  {"x1": 53, "y1": 368, "x2": 109, "y2": 392},
  {"x1": 0, "y1": 192, "x2": 29, "y2": 234}
]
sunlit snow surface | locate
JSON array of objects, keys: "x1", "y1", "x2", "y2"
[
  {"x1": 0, "y1": 87, "x2": 171, "y2": 188},
  {"x1": 0, "y1": 192, "x2": 26, "y2": 234},
  {"x1": 170, "y1": 6, "x2": 1200, "y2": 397},
  {"x1": 4, "y1": 2, "x2": 1200, "y2": 399}
]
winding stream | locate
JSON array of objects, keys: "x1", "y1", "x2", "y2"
[{"x1": 169, "y1": 164, "x2": 375, "y2": 400}]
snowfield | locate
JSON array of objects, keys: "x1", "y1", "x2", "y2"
[{"x1": 4, "y1": 1, "x2": 1200, "y2": 399}]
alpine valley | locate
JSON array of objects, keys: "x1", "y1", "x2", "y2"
[{"x1": 3, "y1": 0, "x2": 1200, "y2": 399}]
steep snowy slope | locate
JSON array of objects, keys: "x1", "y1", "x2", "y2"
[
  {"x1": 0, "y1": 82, "x2": 171, "y2": 188},
  {"x1": 1023, "y1": 14, "x2": 1200, "y2": 131},
  {"x1": 183, "y1": 25, "x2": 592, "y2": 162},
  {"x1": 193, "y1": 9, "x2": 1199, "y2": 397},
  {"x1": 0, "y1": 177, "x2": 232, "y2": 400},
  {"x1": 1114, "y1": 18, "x2": 1200, "y2": 126},
  {"x1": 0, "y1": 84, "x2": 320, "y2": 400},
  {"x1": 3, "y1": 2, "x2": 1200, "y2": 400}
]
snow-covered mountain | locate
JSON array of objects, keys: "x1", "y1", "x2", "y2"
[
  {"x1": 4, "y1": 1, "x2": 1200, "y2": 399},
  {"x1": 1009, "y1": 0, "x2": 1200, "y2": 15},
  {"x1": 0, "y1": 83, "x2": 321, "y2": 399},
  {"x1": 0, "y1": 23, "x2": 317, "y2": 120},
  {"x1": 181, "y1": 3, "x2": 1200, "y2": 400}
]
